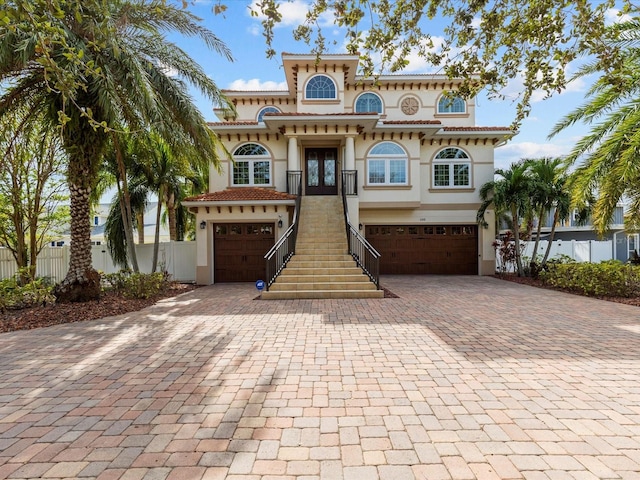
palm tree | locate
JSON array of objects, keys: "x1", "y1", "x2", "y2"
[
  {"x1": 526, "y1": 157, "x2": 571, "y2": 270},
  {"x1": 477, "y1": 161, "x2": 533, "y2": 276},
  {"x1": 549, "y1": 15, "x2": 640, "y2": 236},
  {"x1": 0, "y1": 0, "x2": 232, "y2": 301},
  {"x1": 104, "y1": 132, "x2": 211, "y2": 272}
]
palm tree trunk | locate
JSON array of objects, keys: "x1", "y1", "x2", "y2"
[
  {"x1": 151, "y1": 187, "x2": 163, "y2": 273},
  {"x1": 542, "y1": 209, "x2": 561, "y2": 266},
  {"x1": 113, "y1": 134, "x2": 139, "y2": 273},
  {"x1": 530, "y1": 206, "x2": 544, "y2": 264},
  {"x1": 167, "y1": 191, "x2": 177, "y2": 241},
  {"x1": 54, "y1": 154, "x2": 101, "y2": 302},
  {"x1": 512, "y1": 208, "x2": 525, "y2": 277},
  {"x1": 137, "y1": 212, "x2": 145, "y2": 244}
]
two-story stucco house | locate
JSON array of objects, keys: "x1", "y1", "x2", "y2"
[{"x1": 183, "y1": 53, "x2": 512, "y2": 290}]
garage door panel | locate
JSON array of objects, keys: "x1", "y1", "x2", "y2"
[
  {"x1": 366, "y1": 224, "x2": 478, "y2": 275},
  {"x1": 214, "y1": 223, "x2": 275, "y2": 283}
]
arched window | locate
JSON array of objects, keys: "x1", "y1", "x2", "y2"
[
  {"x1": 433, "y1": 147, "x2": 471, "y2": 187},
  {"x1": 232, "y1": 143, "x2": 271, "y2": 186},
  {"x1": 305, "y1": 75, "x2": 337, "y2": 99},
  {"x1": 355, "y1": 92, "x2": 383, "y2": 113},
  {"x1": 437, "y1": 94, "x2": 466, "y2": 114},
  {"x1": 367, "y1": 142, "x2": 408, "y2": 185},
  {"x1": 257, "y1": 106, "x2": 280, "y2": 123}
]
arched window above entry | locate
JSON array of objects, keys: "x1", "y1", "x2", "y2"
[
  {"x1": 305, "y1": 74, "x2": 337, "y2": 99},
  {"x1": 355, "y1": 92, "x2": 383, "y2": 113},
  {"x1": 437, "y1": 94, "x2": 466, "y2": 114},
  {"x1": 232, "y1": 143, "x2": 271, "y2": 186},
  {"x1": 257, "y1": 106, "x2": 281, "y2": 123},
  {"x1": 367, "y1": 142, "x2": 408, "y2": 185}
]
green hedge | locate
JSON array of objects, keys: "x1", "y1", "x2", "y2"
[
  {"x1": 0, "y1": 276, "x2": 55, "y2": 311},
  {"x1": 102, "y1": 271, "x2": 170, "y2": 299},
  {"x1": 540, "y1": 260, "x2": 640, "y2": 297}
]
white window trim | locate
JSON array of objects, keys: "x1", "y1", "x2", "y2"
[
  {"x1": 355, "y1": 92, "x2": 383, "y2": 114},
  {"x1": 366, "y1": 144, "x2": 408, "y2": 186},
  {"x1": 432, "y1": 162, "x2": 472, "y2": 188},
  {"x1": 304, "y1": 74, "x2": 337, "y2": 100},
  {"x1": 231, "y1": 144, "x2": 272, "y2": 187},
  {"x1": 257, "y1": 106, "x2": 281, "y2": 123},
  {"x1": 437, "y1": 94, "x2": 467, "y2": 114}
]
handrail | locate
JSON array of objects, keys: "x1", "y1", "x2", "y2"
[
  {"x1": 265, "y1": 171, "x2": 302, "y2": 290},
  {"x1": 341, "y1": 170, "x2": 381, "y2": 289}
]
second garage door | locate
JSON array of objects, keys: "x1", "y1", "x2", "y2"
[
  {"x1": 214, "y1": 223, "x2": 275, "y2": 282},
  {"x1": 366, "y1": 225, "x2": 478, "y2": 275}
]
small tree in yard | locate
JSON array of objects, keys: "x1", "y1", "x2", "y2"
[{"x1": 0, "y1": 111, "x2": 69, "y2": 283}]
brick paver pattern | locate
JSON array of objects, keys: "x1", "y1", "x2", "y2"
[{"x1": 1, "y1": 276, "x2": 639, "y2": 480}]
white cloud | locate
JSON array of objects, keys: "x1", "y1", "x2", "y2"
[
  {"x1": 496, "y1": 62, "x2": 589, "y2": 104},
  {"x1": 605, "y1": 8, "x2": 632, "y2": 25},
  {"x1": 494, "y1": 141, "x2": 571, "y2": 169},
  {"x1": 227, "y1": 78, "x2": 288, "y2": 90},
  {"x1": 249, "y1": 0, "x2": 310, "y2": 27}
]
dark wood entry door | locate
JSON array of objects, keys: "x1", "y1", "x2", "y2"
[
  {"x1": 305, "y1": 148, "x2": 338, "y2": 195},
  {"x1": 214, "y1": 223, "x2": 275, "y2": 282}
]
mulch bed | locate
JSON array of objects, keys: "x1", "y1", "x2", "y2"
[
  {"x1": 3, "y1": 275, "x2": 636, "y2": 335},
  {"x1": 0, "y1": 283, "x2": 198, "y2": 334},
  {"x1": 496, "y1": 273, "x2": 640, "y2": 307}
]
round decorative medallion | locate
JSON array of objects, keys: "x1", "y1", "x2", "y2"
[{"x1": 401, "y1": 97, "x2": 419, "y2": 115}]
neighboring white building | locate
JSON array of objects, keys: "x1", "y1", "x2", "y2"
[
  {"x1": 52, "y1": 202, "x2": 171, "y2": 246},
  {"x1": 183, "y1": 53, "x2": 512, "y2": 285}
]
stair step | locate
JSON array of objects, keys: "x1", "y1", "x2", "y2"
[
  {"x1": 261, "y1": 289, "x2": 385, "y2": 300},
  {"x1": 281, "y1": 267, "x2": 366, "y2": 276},
  {"x1": 269, "y1": 282, "x2": 378, "y2": 292},
  {"x1": 275, "y1": 274, "x2": 369, "y2": 283},
  {"x1": 265, "y1": 196, "x2": 380, "y2": 299}
]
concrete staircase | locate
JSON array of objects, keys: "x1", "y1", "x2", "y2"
[{"x1": 261, "y1": 196, "x2": 383, "y2": 299}]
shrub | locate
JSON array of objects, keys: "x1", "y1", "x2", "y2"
[
  {"x1": 0, "y1": 275, "x2": 55, "y2": 311},
  {"x1": 102, "y1": 271, "x2": 171, "y2": 299},
  {"x1": 540, "y1": 260, "x2": 640, "y2": 297}
]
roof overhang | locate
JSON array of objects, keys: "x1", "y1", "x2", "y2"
[
  {"x1": 282, "y1": 53, "x2": 360, "y2": 92},
  {"x1": 263, "y1": 113, "x2": 380, "y2": 134},
  {"x1": 435, "y1": 127, "x2": 516, "y2": 147}
]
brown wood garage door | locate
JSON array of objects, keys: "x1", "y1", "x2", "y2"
[
  {"x1": 214, "y1": 223, "x2": 275, "y2": 282},
  {"x1": 366, "y1": 225, "x2": 478, "y2": 275}
]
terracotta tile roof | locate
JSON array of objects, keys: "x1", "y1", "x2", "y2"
[
  {"x1": 442, "y1": 126, "x2": 513, "y2": 131},
  {"x1": 382, "y1": 120, "x2": 442, "y2": 125},
  {"x1": 184, "y1": 188, "x2": 296, "y2": 203},
  {"x1": 262, "y1": 112, "x2": 378, "y2": 117},
  {"x1": 282, "y1": 52, "x2": 359, "y2": 57},
  {"x1": 207, "y1": 121, "x2": 259, "y2": 127}
]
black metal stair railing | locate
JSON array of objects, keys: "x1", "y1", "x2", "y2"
[
  {"x1": 264, "y1": 171, "x2": 302, "y2": 290},
  {"x1": 341, "y1": 170, "x2": 381, "y2": 289}
]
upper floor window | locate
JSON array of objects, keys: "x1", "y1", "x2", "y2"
[
  {"x1": 257, "y1": 106, "x2": 280, "y2": 123},
  {"x1": 433, "y1": 147, "x2": 471, "y2": 188},
  {"x1": 367, "y1": 142, "x2": 408, "y2": 185},
  {"x1": 305, "y1": 75, "x2": 337, "y2": 99},
  {"x1": 232, "y1": 143, "x2": 271, "y2": 186},
  {"x1": 355, "y1": 92, "x2": 383, "y2": 113},
  {"x1": 437, "y1": 94, "x2": 466, "y2": 114}
]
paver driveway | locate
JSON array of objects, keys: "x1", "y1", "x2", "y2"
[{"x1": 0, "y1": 276, "x2": 639, "y2": 480}]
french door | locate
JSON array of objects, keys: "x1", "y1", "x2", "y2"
[{"x1": 305, "y1": 148, "x2": 338, "y2": 195}]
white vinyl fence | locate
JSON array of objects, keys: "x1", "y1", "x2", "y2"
[
  {"x1": 0, "y1": 241, "x2": 196, "y2": 283},
  {"x1": 497, "y1": 239, "x2": 614, "y2": 272}
]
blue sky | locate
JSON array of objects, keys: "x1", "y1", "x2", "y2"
[{"x1": 175, "y1": 1, "x2": 629, "y2": 170}]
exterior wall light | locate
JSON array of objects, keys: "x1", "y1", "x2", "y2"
[
  {"x1": 278, "y1": 215, "x2": 283, "y2": 228},
  {"x1": 200, "y1": 221, "x2": 206, "y2": 230}
]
